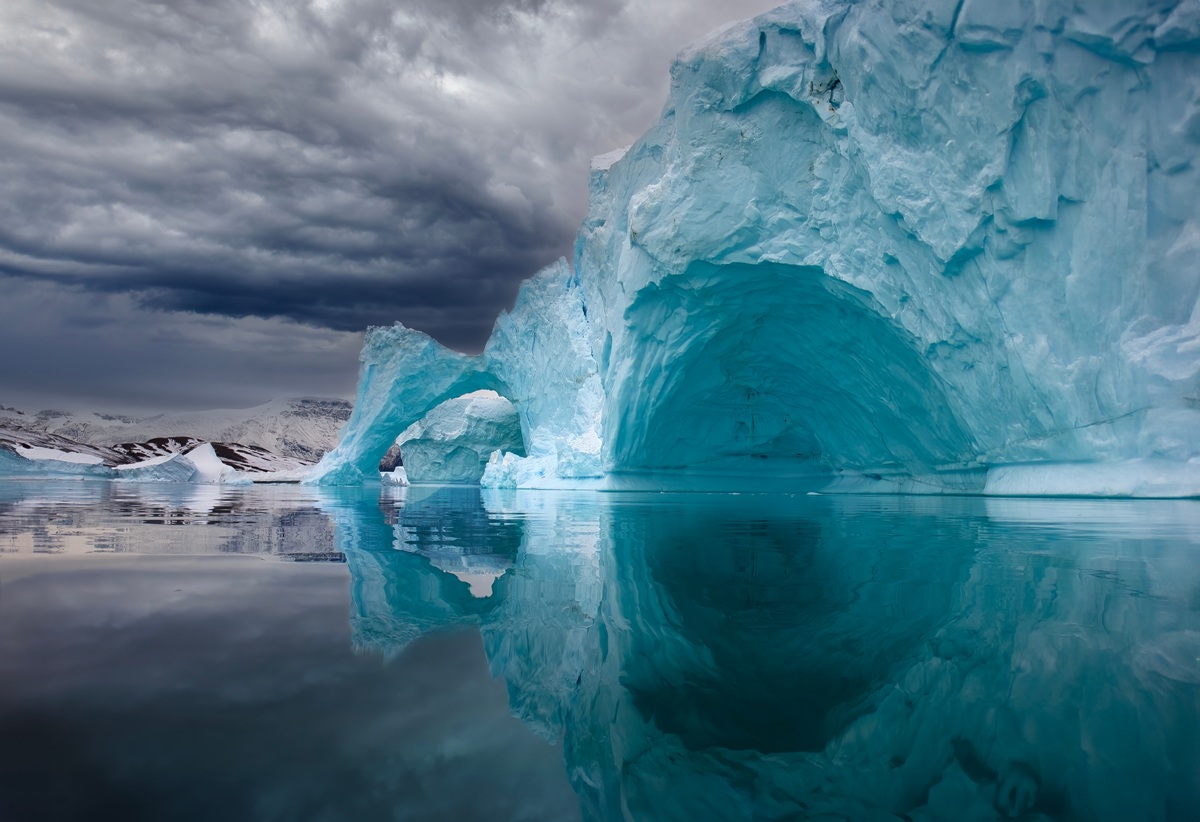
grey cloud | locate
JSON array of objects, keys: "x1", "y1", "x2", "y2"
[
  {"x1": 0, "y1": 277, "x2": 364, "y2": 412},
  {"x1": 0, "y1": 0, "x2": 782, "y2": 410}
]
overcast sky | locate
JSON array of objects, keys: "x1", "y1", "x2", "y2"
[{"x1": 0, "y1": 0, "x2": 781, "y2": 412}]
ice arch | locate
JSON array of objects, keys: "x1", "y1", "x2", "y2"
[
  {"x1": 307, "y1": 260, "x2": 604, "y2": 486},
  {"x1": 605, "y1": 262, "x2": 976, "y2": 488},
  {"x1": 305, "y1": 326, "x2": 501, "y2": 485}
]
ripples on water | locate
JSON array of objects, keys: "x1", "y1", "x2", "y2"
[{"x1": 0, "y1": 480, "x2": 1197, "y2": 821}]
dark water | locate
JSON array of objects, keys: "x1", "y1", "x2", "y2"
[{"x1": 0, "y1": 481, "x2": 1197, "y2": 821}]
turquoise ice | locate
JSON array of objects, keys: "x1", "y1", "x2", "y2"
[{"x1": 311, "y1": 0, "x2": 1200, "y2": 496}]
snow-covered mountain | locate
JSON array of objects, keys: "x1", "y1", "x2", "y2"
[
  {"x1": 2, "y1": 398, "x2": 350, "y2": 463},
  {"x1": 0, "y1": 421, "x2": 314, "y2": 473},
  {"x1": 109, "y1": 436, "x2": 312, "y2": 474},
  {"x1": 0, "y1": 398, "x2": 349, "y2": 481}
]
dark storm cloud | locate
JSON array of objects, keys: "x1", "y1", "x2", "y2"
[
  {"x1": 0, "y1": 0, "x2": 578, "y2": 350},
  {"x1": 0, "y1": 0, "x2": 781, "y2": 410},
  {"x1": 0, "y1": 276, "x2": 364, "y2": 411}
]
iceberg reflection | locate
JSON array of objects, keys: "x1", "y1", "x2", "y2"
[{"x1": 333, "y1": 489, "x2": 1200, "y2": 821}]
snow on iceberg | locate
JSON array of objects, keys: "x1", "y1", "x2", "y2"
[
  {"x1": 10, "y1": 445, "x2": 104, "y2": 465},
  {"x1": 311, "y1": 0, "x2": 1200, "y2": 497},
  {"x1": 113, "y1": 452, "x2": 199, "y2": 483},
  {"x1": 0, "y1": 423, "x2": 119, "y2": 478},
  {"x1": 114, "y1": 443, "x2": 251, "y2": 484},
  {"x1": 0, "y1": 447, "x2": 113, "y2": 479}
]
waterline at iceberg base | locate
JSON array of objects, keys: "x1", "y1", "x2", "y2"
[{"x1": 309, "y1": 0, "x2": 1200, "y2": 496}]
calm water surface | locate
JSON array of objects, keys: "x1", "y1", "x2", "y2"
[{"x1": 0, "y1": 481, "x2": 1197, "y2": 821}]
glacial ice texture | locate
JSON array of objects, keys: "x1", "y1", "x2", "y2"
[
  {"x1": 391, "y1": 392, "x2": 525, "y2": 484},
  {"x1": 312, "y1": 0, "x2": 1200, "y2": 496}
]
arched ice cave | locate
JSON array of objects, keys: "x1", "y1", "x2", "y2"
[{"x1": 605, "y1": 262, "x2": 974, "y2": 484}]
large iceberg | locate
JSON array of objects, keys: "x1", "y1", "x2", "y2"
[{"x1": 311, "y1": 0, "x2": 1200, "y2": 496}]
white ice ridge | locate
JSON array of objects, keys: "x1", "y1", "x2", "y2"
[
  {"x1": 0, "y1": 440, "x2": 251, "y2": 484},
  {"x1": 14, "y1": 446, "x2": 104, "y2": 465},
  {"x1": 309, "y1": 0, "x2": 1200, "y2": 497},
  {"x1": 113, "y1": 444, "x2": 250, "y2": 484}
]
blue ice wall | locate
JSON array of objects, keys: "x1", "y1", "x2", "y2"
[{"x1": 314, "y1": 0, "x2": 1200, "y2": 495}]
